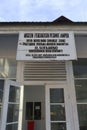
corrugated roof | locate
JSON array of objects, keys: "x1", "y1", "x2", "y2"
[
  {"x1": 53, "y1": 15, "x2": 73, "y2": 23},
  {"x1": 0, "y1": 16, "x2": 87, "y2": 26}
]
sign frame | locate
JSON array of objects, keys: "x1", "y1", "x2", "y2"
[{"x1": 16, "y1": 31, "x2": 77, "y2": 61}]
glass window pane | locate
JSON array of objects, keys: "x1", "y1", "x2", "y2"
[
  {"x1": 0, "y1": 80, "x2": 4, "y2": 121},
  {"x1": 7, "y1": 104, "x2": 19, "y2": 123},
  {"x1": 9, "y1": 86, "x2": 20, "y2": 103},
  {"x1": 50, "y1": 89, "x2": 64, "y2": 103},
  {"x1": 77, "y1": 104, "x2": 87, "y2": 130},
  {"x1": 73, "y1": 59, "x2": 87, "y2": 78},
  {"x1": 51, "y1": 123, "x2": 66, "y2": 130},
  {"x1": 6, "y1": 123, "x2": 18, "y2": 130},
  {"x1": 26, "y1": 102, "x2": 33, "y2": 120},
  {"x1": 0, "y1": 34, "x2": 18, "y2": 57},
  {"x1": 34, "y1": 102, "x2": 41, "y2": 120},
  {"x1": 0, "y1": 80, "x2": 4, "y2": 103},
  {"x1": 0, "y1": 58, "x2": 17, "y2": 79},
  {"x1": 75, "y1": 80, "x2": 87, "y2": 103},
  {"x1": 50, "y1": 105, "x2": 66, "y2": 121}
]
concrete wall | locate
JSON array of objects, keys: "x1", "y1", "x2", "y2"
[{"x1": 22, "y1": 86, "x2": 45, "y2": 130}]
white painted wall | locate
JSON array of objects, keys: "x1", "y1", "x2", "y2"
[{"x1": 22, "y1": 86, "x2": 45, "y2": 130}]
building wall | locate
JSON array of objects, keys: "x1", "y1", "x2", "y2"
[{"x1": 0, "y1": 25, "x2": 87, "y2": 130}]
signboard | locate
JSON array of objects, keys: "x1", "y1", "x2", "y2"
[{"x1": 16, "y1": 31, "x2": 77, "y2": 60}]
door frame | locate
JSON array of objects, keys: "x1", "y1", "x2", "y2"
[
  {"x1": 45, "y1": 83, "x2": 73, "y2": 130},
  {"x1": 1, "y1": 79, "x2": 24, "y2": 130}
]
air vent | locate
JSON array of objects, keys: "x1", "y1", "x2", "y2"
[{"x1": 24, "y1": 61, "x2": 66, "y2": 81}]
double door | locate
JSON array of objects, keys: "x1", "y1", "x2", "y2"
[{"x1": 1, "y1": 81, "x2": 79, "y2": 130}]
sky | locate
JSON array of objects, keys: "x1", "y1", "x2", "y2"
[{"x1": 0, "y1": 0, "x2": 87, "y2": 22}]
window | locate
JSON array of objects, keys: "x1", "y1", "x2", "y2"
[
  {"x1": 0, "y1": 58, "x2": 17, "y2": 79},
  {"x1": 0, "y1": 80, "x2": 4, "y2": 121},
  {"x1": 73, "y1": 59, "x2": 87, "y2": 78},
  {"x1": 26, "y1": 102, "x2": 41, "y2": 120},
  {"x1": 73, "y1": 59, "x2": 87, "y2": 130}
]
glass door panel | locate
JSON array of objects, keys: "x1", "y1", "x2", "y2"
[
  {"x1": 6, "y1": 123, "x2": 18, "y2": 130},
  {"x1": 9, "y1": 85, "x2": 20, "y2": 103},
  {"x1": 51, "y1": 122, "x2": 66, "y2": 130},
  {"x1": 50, "y1": 105, "x2": 66, "y2": 121},
  {"x1": 50, "y1": 89, "x2": 64, "y2": 103},
  {"x1": 7, "y1": 104, "x2": 19, "y2": 123}
]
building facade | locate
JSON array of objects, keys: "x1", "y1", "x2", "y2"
[{"x1": 0, "y1": 16, "x2": 87, "y2": 130}]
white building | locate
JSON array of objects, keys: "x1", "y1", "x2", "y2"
[{"x1": 0, "y1": 16, "x2": 87, "y2": 130}]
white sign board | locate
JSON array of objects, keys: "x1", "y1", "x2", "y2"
[{"x1": 16, "y1": 31, "x2": 77, "y2": 60}]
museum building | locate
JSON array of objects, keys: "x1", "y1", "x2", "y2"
[{"x1": 0, "y1": 16, "x2": 87, "y2": 130}]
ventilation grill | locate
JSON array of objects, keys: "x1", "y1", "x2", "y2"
[{"x1": 24, "y1": 61, "x2": 66, "y2": 81}]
